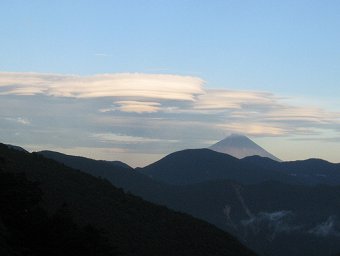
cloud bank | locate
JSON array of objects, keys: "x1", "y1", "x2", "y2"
[{"x1": 1, "y1": 71, "x2": 340, "y2": 166}]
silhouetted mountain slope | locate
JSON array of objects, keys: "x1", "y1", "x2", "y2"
[
  {"x1": 6, "y1": 144, "x2": 28, "y2": 153},
  {"x1": 209, "y1": 134, "x2": 281, "y2": 161},
  {"x1": 140, "y1": 148, "x2": 294, "y2": 185},
  {"x1": 36, "y1": 150, "x2": 254, "y2": 228},
  {"x1": 0, "y1": 171, "x2": 115, "y2": 256},
  {"x1": 110, "y1": 160, "x2": 132, "y2": 170},
  {"x1": 34, "y1": 147, "x2": 340, "y2": 256},
  {"x1": 37, "y1": 150, "x2": 173, "y2": 203},
  {"x1": 241, "y1": 155, "x2": 280, "y2": 168},
  {"x1": 39, "y1": 150, "x2": 133, "y2": 171},
  {"x1": 0, "y1": 143, "x2": 256, "y2": 256},
  {"x1": 242, "y1": 156, "x2": 340, "y2": 185}
]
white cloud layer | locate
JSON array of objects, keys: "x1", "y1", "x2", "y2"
[
  {"x1": 0, "y1": 72, "x2": 204, "y2": 100},
  {"x1": 1, "y1": 72, "x2": 339, "y2": 136}
]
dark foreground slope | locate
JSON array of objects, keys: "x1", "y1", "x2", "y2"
[
  {"x1": 0, "y1": 170, "x2": 115, "y2": 256},
  {"x1": 0, "y1": 144, "x2": 256, "y2": 256}
]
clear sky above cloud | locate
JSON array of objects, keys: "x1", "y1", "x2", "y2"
[{"x1": 1, "y1": 1, "x2": 340, "y2": 166}]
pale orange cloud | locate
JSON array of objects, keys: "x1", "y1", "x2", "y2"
[{"x1": 0, "y1": 72, "x2": 204, "y2": 100}]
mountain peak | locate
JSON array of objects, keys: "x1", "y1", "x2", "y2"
[
  {"x1": 209, "y1": 134, "x2": 281, "y2": 161},
  {"x1": 229, "y1": 133, "x2": 246, "y2": 138}
]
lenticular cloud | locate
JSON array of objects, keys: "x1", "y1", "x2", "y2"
[{"x1": 0, "y1": 72, "x2": 204, "y2": 100}]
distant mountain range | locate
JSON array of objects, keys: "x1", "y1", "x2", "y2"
[
  {"x1": 4, "y1": 142, "x2": 340, "y2": 256},
  {"x1": 140, "y1": 148, "x2": 294, "y2": 185},
  {"x1": 37, "y1": 147, "x2": 340, "y2": 256},
  {"x1": 209, "y1": 134, "x2": 281, "y2": 161},
  {"x1": 140, "y1": 148, "x2": 340, "y2": 186}
]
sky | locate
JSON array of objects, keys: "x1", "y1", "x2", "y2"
[{"x1": 1, "y1": 0, "x2": 340, "y2": 167}]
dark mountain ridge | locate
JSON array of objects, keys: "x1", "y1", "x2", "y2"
[
  {"x1": 0, "y1": 143, "x2": 257, "y2": 256},
  {"x1": 6, "y1": 144, "x2": 28, "y2": 153},
  {"x1": 38, "y1": 150, "x2": 172, "y2": 204},
  {"x1": 140, "y1": 148, "x2": 340, "y2": 186},
  {"x1": 140, "y1": 148, "x2": 296, "y2": 185},
  {"x1": 241, "y1": 155, "x2": 340, "y2": 185}
]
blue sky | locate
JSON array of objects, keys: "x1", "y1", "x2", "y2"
[{"x1": 1, "y1": 1, "x2": 340, "y2": 166}]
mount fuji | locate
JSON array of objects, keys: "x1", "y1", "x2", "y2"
[{"x1": 209, "y1": 134, "x2": 281, "y2": 161}]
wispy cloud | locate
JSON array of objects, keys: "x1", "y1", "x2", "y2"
[
  {"x1": 241, "y1": 210, "x2": 300, "y2": 240},
  {"x1": 218, "y1": 123, "x2": 288, "y2": 136},
  {"x1": 94, "y1": 53, "x2": 110, "y2": 57},
  {"x1": 194, "y1": 90, "x2": 278, "y2": 110},
  {"x1": 4, "y1": 117, "x2": 31, "y2": 125},
  {"x1": 309, "y1": 216, "x2": 340, "y2": 237},
  {"x1": 115, "y1": 101, "x2": 161, "y2": 113},
  {"x1": 92, "y1": 133, "x2": 179, "y2": 144},
  {"x1": 99, "y1": 101, "x2": 162, "y2": 113},
  {"x1": 292, "y1": 136, "x2": 340, "y2": 143}
]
